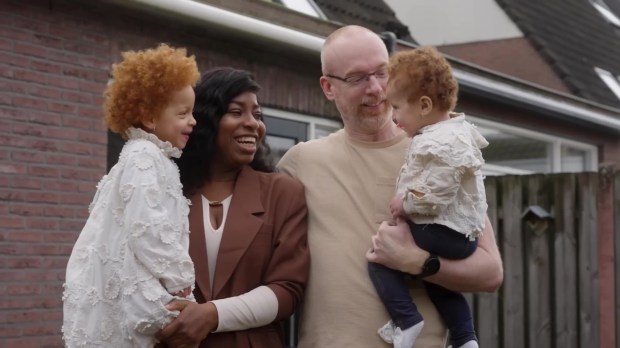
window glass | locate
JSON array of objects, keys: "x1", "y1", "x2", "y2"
[
  {"x1": 266, "y1": 135, "x2": 296, "y2": 164},
  {"x1": 263, "y1": 110, "x2": 341, "y2": 163},
  {"x1": 469, "y1": 116, "x2": 597, "y2": 175},
  {"x1": 479, "y1": 127, "x2": 553, "y2": 173},
  {"x1": 315, "y1": 124, "x2": 340, "y2": 138},
  {"x1": 561, "y1": 146, "x2": 588, "y2": 172}
]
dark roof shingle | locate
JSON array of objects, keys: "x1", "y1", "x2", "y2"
[
  {"x1": 497, "y1": 0, "x2": 620, "y2": 108},
  {"x1": 314, "y1": 0, "x2": 415, "y2": 42}
]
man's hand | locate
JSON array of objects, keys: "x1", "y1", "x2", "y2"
[
  {"x1": 157, "y1": 301, "x2": 218, "y2": 348},
  {"x1": 389, "y1": 194, "x2": 406, "y2": 220},
  {"x1": 365, "y1": 218, "x2": 429, "y2": 274}
]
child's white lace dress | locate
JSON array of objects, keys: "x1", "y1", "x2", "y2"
[{"x1": 62, "y1": 128, "x2": 195, "y2": 348}]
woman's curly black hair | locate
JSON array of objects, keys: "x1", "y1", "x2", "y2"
[{"x1": 176, "y1": 67, "x2": 274, "y2": 196}]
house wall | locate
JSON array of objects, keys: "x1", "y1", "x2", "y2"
[
  {"x1": 0, "y1": 0, "x2": 334, "y2": 346},
  {"x1": 439, "y1": 37, "x2": 573, "y2": 94},
  {"x1": 1, "y1": 0, "x2": 617, "y2": 346},
  {"x1": 457, "y1": 96, "x2": 620, "y2": 167}
]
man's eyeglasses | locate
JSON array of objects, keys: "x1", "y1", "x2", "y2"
[{"x1": 325, "y1": 68, "x2": 388, "y2": 87}]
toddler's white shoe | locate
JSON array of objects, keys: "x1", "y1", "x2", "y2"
[
  {"x1": 377, "y1": 320, "x2": 397, "y2": 344},
  {"x1": 393, "y1": 321, "x2": 424, "y2": 348}
]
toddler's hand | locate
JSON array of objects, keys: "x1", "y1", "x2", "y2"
[
  {"x1": 389, "y1": 194, "x2": 405, "y2": 220},
  {"x1": 173, "y1": 287, "x2": 192, "y2": 298}
]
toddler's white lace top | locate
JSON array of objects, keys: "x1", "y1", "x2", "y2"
[{"x1": 396, "y1": 114, "x2": 489, "y2": 240}]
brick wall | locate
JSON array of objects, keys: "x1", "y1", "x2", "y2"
[
  {"x1": 0, "y1": 1, "x2": 330, "y2": 346},
  {"x1": 0, "y1": 2, "x2": 110, "y2": 347}
]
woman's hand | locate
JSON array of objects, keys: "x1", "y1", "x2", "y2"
[{"x1": 158, "y1": 301, "x2": 219, "y2": 348}]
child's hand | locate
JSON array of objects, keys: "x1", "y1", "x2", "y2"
[
  {"x1": 389, "y1": 194, "x2": 405, "y2": 220},
  {"x1": 173, "y1": 287, "x2": 192, "y2": 298}
]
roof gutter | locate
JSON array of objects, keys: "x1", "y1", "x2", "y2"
[
  {"x1": 120, "y1": 0, "x2": 324, "y2": 54},
  {"x1": 454, "y1": 69, "x2": 620, "y2": 132},
  {"x1": 122, "y1": 0, "x2": 620, "y2": 133}
]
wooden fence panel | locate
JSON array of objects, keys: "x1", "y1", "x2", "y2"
[
  {"x1": 616, "y1": 173, "x2": 620, "y2": 348},
  {"x1": 525, "y1": 175, "x2": 552, "y2": 348},
  {"x1": 501, "y1": 175, "x2": 525, "y2": 348},
  {"x1": 468, "y1": 173, "x2": 606, "y2": 348},
  {"x1": 477, "y1": 179, "x2": 499, "y2": 348},
  {"x1": 553, "y1": 174, "x2": 578, "y2": 348},
  {"x1": 577, "y1": 174, "x2": 599, "y2": 348}
]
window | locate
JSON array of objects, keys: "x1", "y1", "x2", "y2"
[
  {"x1": 263, "y1": 107, "x2": 341, "y2": 163},
  {"x1": 468, "y1": 115, "x2": 598, "y2": 175},
  {"x1": 106, "y1": 109, "x2": 341, "y2": 172},
  {"x1": 262, "y1": 0, "x2": 326, "y2": 18},
  {"x1": 561, "y1": 146, "x2": 590, "y2": 172},
  {"x1": 595, "y1": 66, "x2": 620, "y2": 99},
  {"x1": 590, "y1": 0, "x2": 620, "y2": 27}
]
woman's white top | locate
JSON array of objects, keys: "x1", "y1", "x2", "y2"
[
  {"x1": 395, "y1": 114, "x2": 489, "y2": 240},
  {"x1": 201, "y1": 195, "x2": 278, "y2": 332},
  {"x1": 202, "y1": 195, "x2": 231, "y2": 290},
  {"x1": 62, "y1": 128, "x2": 195, "y2": 348}
]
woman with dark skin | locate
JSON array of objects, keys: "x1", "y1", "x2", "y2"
[{"x1": 158, "y1": 68, "x2": 309, "y2": 348}]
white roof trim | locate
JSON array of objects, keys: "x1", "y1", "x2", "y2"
[
  {"x1": 455, "y1": 69, "x2": 620, "y2": 131},
  {"x1": 123, "y1": 0, "x2": 620, "y2": 133},
  {"x1": 124, "y1": 0, "x2": 324, "y2": 54}
]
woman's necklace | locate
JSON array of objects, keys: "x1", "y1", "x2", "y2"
[
  {"x1": 208, "y1": 199, "x2": 223, "y2": 207},
  {"x1": 204, "y1": 173, "x2": 236, "y2": 207}
]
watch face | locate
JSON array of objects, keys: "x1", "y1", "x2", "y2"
[{"x1": 423, "y1": 255, "x2": 440, "y2": 276}]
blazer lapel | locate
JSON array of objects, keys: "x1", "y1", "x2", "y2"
[
  {"x1": 212, "y1": 166, "x2": 264, "y2": 298},
  {"x1": 188, "y1": 192, "x2": 212, "y2": 301}
]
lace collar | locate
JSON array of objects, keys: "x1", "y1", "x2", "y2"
[{"x1": 125, "y1": 127, "x2": 182, "y2": 159}]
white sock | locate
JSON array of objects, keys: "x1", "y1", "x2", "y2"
[
  {"x1": 458, "y1": 340, "x2": 479, "y2": 348},
  {"x1": 393, "y1": 321, "x2": 424, "y2": 348}
]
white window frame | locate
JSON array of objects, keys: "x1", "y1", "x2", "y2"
[
  {"x1": 278, "y1": 0, "x2": 326, "y2": 19},
  {"x1": 263, "y1": 107, "x2": 342, "y2": 140},
  {"x1": 595, "y1": 66, "x2": 620, "y2": 100},
  {"x1": 467, "y1": 115, "x2": 598, "y2": 173},
  {"x1": 590, "y1": 0, "x2": 620, "y2": 27}
]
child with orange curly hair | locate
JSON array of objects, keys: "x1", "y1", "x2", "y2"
[
  {"x1": 368, "y1": 47, "x2": 488, "y2": 348},
  {"x1": 62, "y1": 44, "x2": 200, "y2": 348}
]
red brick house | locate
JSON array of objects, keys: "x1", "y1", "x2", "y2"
[{"x1": 1, "y1": 0, "x2": 618, "y2": 347}]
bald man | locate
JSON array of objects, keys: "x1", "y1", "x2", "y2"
[{"x1": 278, "y1": 25, "x2": 502, "y2": 348}]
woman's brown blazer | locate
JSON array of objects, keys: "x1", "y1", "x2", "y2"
[{"x1": 188, "y1": 165, "x2": 309, "y2": 348}]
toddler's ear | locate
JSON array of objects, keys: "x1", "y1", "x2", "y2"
[
  {"x1": 141, "y1": 119, "x2": 157, "y2": 132},
  {"x1": 419, "y1": 96, "x2": 433, "y2": 116}
]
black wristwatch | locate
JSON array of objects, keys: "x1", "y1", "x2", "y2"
[{"x1": 418, "y1": 253, "x2": 440, "y2": 278}]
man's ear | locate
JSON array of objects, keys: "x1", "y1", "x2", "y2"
[
  {"x1": 320, "y1": 76, "x2": 336, "y2": 101},
  {"x1": 420, "y1": 96, "x2": 433, "y2": 116}
]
